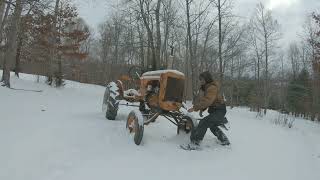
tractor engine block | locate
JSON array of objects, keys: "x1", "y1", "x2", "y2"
[{"x1": 145, "y1": 92, "x2": 159, "y2": 109}]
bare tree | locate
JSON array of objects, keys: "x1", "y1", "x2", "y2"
[
  {"x1": 184, "y1": 0, "x2": 213, "y2": 97},
  {"x1": 250, "y1": 2, "x2": 280, "y2": 114},
  {"x1": 155, "y1": 0, "x2": 161, "y2": 67},
  {"x1": 311, "y1": 13, "x2": 320, "y2": 121},
  {"x1": 211, "y1": 0, "x2": 233, "y2": 84},
  {"x1": 0, "y1": 1, "x2": 6, "y2": 28},
  {"x1": 161, "y1": 0, "x2": 175, "y2": 67},
  {"x1": 185, "y1": 0, "x2": 194, "y2": 98},
  {"x1": 46, "y1": 0, "x2": 60, "y2": 85},
  {"x1": 215, "y1": 0, "x2": 223, "y2": 82},
  {"x1": 14, "y1": 0, "x2": 45, "y2": 77},
  {"x1": 0, "y1": 0, "x2": 11, "y2": 45},
  {"x1": 247, "y1": 21, "x2": 264, "y2": 112},
  {"x1": 137, "y1": 0, "x2": 157, "y2": 70},
  {"x1": 288, "y1": 42, "x2": 301, "y2": 79},
  {"x1": 296, "y1": 14, "x2": 319, "y2": 120},
  {"x1": 0, "y1": 0, "x2": 12, "y2": 78}
]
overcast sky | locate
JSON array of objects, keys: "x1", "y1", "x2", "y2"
[{"x1": 73, "y1": 0, "x2": 320, "y2": 48}]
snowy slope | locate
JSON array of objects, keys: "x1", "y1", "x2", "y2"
[{"x1": 1, "y1": 72, "x2": 320, "y2": 180}]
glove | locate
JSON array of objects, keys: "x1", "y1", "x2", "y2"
[{"x1": 199, "y1": 110, "x2": 203, "y2": 117}]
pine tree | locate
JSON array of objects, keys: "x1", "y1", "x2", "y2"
[
  {"x1": 286, "y1": 69, "x2": 312, "y2": 117},
  {"x1": 18, "y1": 0, "x2": 89, "y2": 87}
]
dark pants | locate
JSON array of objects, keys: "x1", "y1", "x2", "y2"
[{"x1": 190, "y1": 105, "x2": 230, "y2": 144}]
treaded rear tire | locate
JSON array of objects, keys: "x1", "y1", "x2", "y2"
[{"x1": 102, "y1": 82, "x2": 120, "y2": 120}]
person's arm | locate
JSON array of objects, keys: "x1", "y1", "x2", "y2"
[{"x1": 193, "y1": 85, "x2": 217, "y2": 111}]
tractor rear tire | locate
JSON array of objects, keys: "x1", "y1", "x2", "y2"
[
  {"x1": 102, "y1": 82, "x2": 120, "y2": 120},
  {"x1": 126, "y1": 110, "x2": 144, "y2": 145}
]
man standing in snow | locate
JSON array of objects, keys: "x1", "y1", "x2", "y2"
[{"x1": 185, "y1": 71, "x2": 230, "y2": 150}]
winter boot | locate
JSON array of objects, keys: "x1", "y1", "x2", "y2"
[
  {"x1": 219, "y1": 139, "x2": 230, "y2": 146},
  {"x1": 210, "y1": 126, "x2": 230, "y2": 146},
  {"x1": 180, "y1": 141, "x2": 201, "y2": 150},
  {"x1": 217, "y1": 133, "x2": 230, "y2": 146}
]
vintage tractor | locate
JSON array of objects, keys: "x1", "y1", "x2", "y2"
[{"x1": 102, "y1": 69, "x2": 197, "y2": 145}]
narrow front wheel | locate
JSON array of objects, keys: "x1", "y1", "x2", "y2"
[{"x1": 126, "y1": 110, "x2": 144, "y2": 145}]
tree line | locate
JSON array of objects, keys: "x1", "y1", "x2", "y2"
[{"x1": 0, "y1": 0, "x2": 319, "y2": 121}]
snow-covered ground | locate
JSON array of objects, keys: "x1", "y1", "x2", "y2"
[{"x1": 1, "y1": 72, "x2": 320, "y2": 180}]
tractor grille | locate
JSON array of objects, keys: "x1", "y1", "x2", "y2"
[{"x1": 164, "y1": 77, "x2": 184, "y2": 102}]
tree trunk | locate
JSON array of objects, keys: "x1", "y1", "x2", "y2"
[
  {"x1": 230, "y1": 55, "x2": 234, "y2": 108},
  {"x1": 114, "y1": 29, "x2": 119, "y2": 64},
  {"x1": 263, "y1": 21, "x2": 268, "y2": 115},
  {"x1": 280, "y1": 54, "x2": 285, "y2": 111},
  {"x1": 0, "y1": 0, "x2": 12, "y2": 82},
  {"x1": 147, "y1": 34, "x2": 151, "y2": 70},
  {"x1": 186, "y1": 0, "x2": 195, "y2": 98},
  {"x1": 313, "y1": 59, "x2": 320, "y2": 121},
  {"x1": 47, "y1": 0, "x2": 60, "y2": 85},
  {"x1": 161, "y1": 0, "x2": 171, "y2": 68},
  {"x1": 0, "y1": 0, "x2": 11, "y2": 37},
  {"x1": 155, "y1": 0, "x2": 161, "y2": 68},
  {"x1": 0, "y1": 0, "x2": 5, "y2": 80},
  {"x1": 14, "y1": 34, "x2": 23, "y2": 77},
  {"x1": 139, "y1": 0, "x2": 156, "y2": 70},
  {"x1": 201, "y1": 22, "x2": 214, "y2": 71},
  {"x1": 253, "y1": 37, "x2": 261, "y2": 113},
  {"x1": 2, "y1": 0, "x2": 22, "y2": 87},
  {"x1": 0, "y1": 0, "x2": 5, "y2": 28},
  {"x1": 137, "y1": 23, "x2": 145, "y2": 68},
  {"x1": 218, "y1": 0, "x2": 223, "y2": 84}
]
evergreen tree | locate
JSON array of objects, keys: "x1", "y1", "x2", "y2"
[{"x1": 286, "y1": 69, "x2": 312, "y2": 117}]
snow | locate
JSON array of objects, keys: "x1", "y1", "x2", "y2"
[
  {"x1": 142, "y1": 69, "x2": 185, "y2": 77},
  {"x1": 106, "y1": 82, "x2": 119, "y2": 100},
  {"x1": 107, "y1": 81, "x2": 118, "y2": 92},
  {"x1": 180, "y1": 105, "x2": 199, "y2": 128},
  {"x1": 140, "y1": 75, "x2": 160, "y2": 80},
  {"x1": 1, "y1": 72, "x2": 320, "y2": 180}
]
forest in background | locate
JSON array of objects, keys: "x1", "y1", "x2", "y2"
[{"x1": 0, "y1": 0, "x2": 319, "y2": 121}]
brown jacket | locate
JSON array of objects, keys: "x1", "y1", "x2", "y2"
[{"x1": 193, "y1": 81, "x2": 224, "y2": 111}]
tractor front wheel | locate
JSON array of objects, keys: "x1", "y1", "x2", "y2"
[{"x1": 126, "y1": 110, "x2": 144, "y2": 145}]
